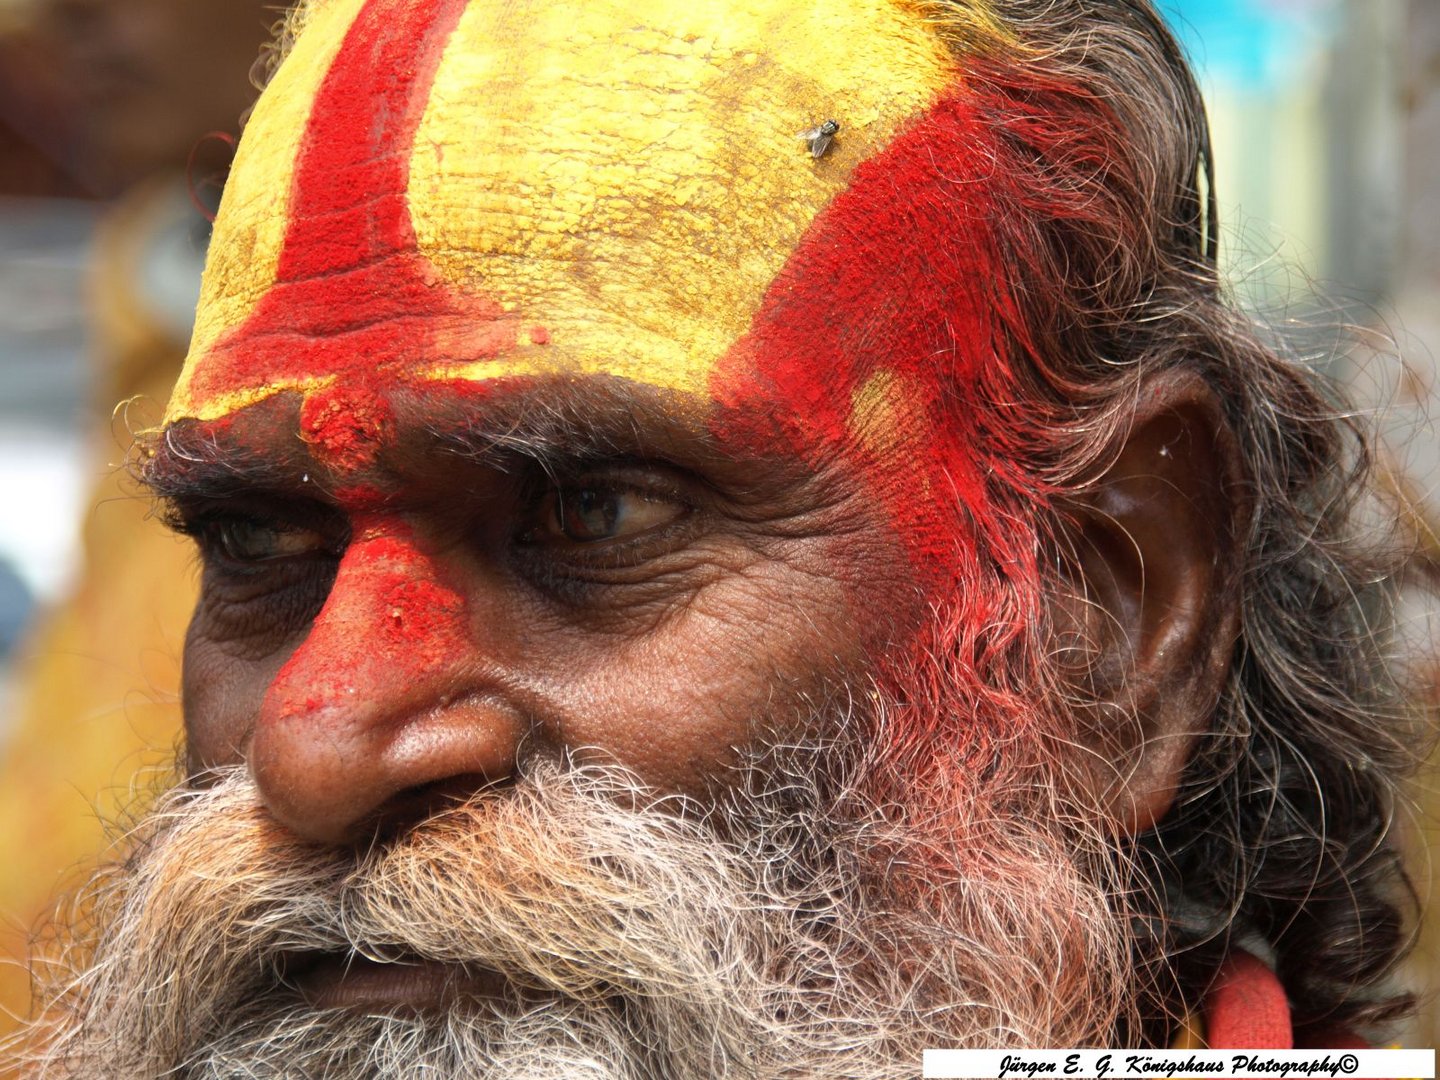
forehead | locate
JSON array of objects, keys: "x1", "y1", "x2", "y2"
[{"x1": 168, "y1": 0, "x2": 960, "y2": 425}]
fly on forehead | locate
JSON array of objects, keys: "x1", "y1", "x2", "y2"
[{"x1": 799, "y1": 118, "x2": 840, "y2": 159}]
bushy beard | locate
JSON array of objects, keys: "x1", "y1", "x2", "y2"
[{"x1": 16, "y1": 717, "x2": 1141, "y2": 1079}]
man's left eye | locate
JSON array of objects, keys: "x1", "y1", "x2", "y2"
[{"x1": 539, "y1": 486, "x2": 684, "y2": 545}]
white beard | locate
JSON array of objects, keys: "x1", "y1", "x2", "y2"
[{"x1": 16, "y1": 740, "x2": 1138, "y2": 1079}]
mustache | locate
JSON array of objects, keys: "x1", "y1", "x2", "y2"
[
  {"x1": 20, "y1": 737, "x2": 1142, "y2": 1078},
  {"x1": 26, "y1": 758, "x2": 877, "y2": 1073},
  {"x1": 81, "y1": 761, "x2": 808, "y2": 983}
]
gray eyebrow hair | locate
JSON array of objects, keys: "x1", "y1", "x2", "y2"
[
  {"x1": 141, "y1": 380, "x2": 720, "y2": 502},
  {"x1": 425, "y1": 409, "x2": 649, "y2": 476},
  {"x1": 141, "y1": 421, "x2": 306, "y2": 502},
  {"x1": 416, "y1": 381, "x2": 719, "y2": 475}
]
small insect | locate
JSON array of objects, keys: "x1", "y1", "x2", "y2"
[{"x1": 799, "y1": 118, "x2": 840, "y2": 159}]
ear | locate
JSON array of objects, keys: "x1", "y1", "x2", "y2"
[{"x1": 1056, "y1": 369, "x2": 1247, "y2": 834}]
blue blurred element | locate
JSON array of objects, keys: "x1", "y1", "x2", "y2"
[
  {"x1": 0, "y1": 554, "x2": 33, "y2": 659},
  {"x1": 1159, "y1": 0, "x2": 1337, "y2": 91}
]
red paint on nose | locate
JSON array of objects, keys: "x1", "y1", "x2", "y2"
[
  {"x1": 187, "y1": 0, "x2": 523, "y2": 418},
  {"x1": 267, "y1": 531, "x2": 472, "y2": 716},
  {"x1": 374, "y1": 554, "x2": 469, "y2": 666},
  {"x1": 251, "y1": 526, "x2": 522, "y2": 844}
]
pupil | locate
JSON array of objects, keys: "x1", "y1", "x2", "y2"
[{"x1": 571, "y1": 489, "x2": 618, "y2": 539}]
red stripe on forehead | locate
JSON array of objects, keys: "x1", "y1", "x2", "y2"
[
  {"x1": 184, "y1": 0, "x2": 514, "y2": 419},
  {"x1": 712, "y1": 90, "x2": 1022, "y2": 576},
  {"x1": 278, "y1": 0, "x2": 461, "y2": 281}
]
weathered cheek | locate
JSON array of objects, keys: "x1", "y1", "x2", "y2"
[
  {"x1": 549, "y1": 535, "x2": 914, "y2": 792},
  {"x1": 181, "y1": 617, "x2": 290, "y2": 771}
]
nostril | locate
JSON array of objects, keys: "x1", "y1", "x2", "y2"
[{"x1": 358, "y1": 773, "x2": 497, "y2": 843}]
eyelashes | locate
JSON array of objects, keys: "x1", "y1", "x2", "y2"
[
  {"x1": 171, "y1": 461, "x2": 702, "y2": 611},
  {"x1": 527, "y1": 481, "x2": 689, "y2": 548}
]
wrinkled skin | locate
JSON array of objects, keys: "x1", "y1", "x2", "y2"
[
  {"x1": 22, "y1": 1, "x2": 1252, "y2": 1063},
  {"x1": 172, "y1": 385, "x2": 925, "y2": 844}
]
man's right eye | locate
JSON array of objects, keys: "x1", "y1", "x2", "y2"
[{"x1": 207, "y1": 518, "x2": 330, "y2": 564}]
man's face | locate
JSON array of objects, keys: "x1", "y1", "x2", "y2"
[
  {"x1": 22, "y1": 1, "x2": 1150, "y2": 1074},
  {"x1": 167, "y1": 0, "x2": 1017, "y2": 841},
  {"x1": 177, "y1": 381, "x2": 922, "y2": 838}
]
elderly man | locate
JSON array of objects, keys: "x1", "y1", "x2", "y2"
[{"x1": 15, "y1": 0, "x2": 1421, "y2": 1075}]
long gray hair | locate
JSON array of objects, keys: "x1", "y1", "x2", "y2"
[{"x1": 915, "y1": 0, "x2": 1425, "y2": 1040}]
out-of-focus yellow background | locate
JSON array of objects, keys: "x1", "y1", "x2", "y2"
[
  {"x1": 0, "y1": 0, "x2": 1434, "y2": 1051},
  {"x1": 0, "y1": 0, "x2": 273, "y2": 1054}
]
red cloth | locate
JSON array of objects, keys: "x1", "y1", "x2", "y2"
[
  {"x1": 1205, "y1": 950, "x2": 1293, "y2": 1049},
  {"x1": 1202, "y1": 951, "x2": 1385, "y2": 1080}
]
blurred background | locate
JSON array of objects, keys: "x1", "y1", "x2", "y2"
[
  {"x1": 0, "y1": 0, "x2": 1436, "y2": 1048},
  {"x1": 0, "y1": 0, "x2": 274, "y2": 1041}
]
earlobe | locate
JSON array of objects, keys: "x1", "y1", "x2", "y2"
[{"x1": 1057, "y1": 370, "x2": 1247, "y2": 834}]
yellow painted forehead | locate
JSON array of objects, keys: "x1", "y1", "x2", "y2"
[{"x1": 168, "y1": 0, "x2": 960, "y2": 423}]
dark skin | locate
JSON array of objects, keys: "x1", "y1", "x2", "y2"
[
  {"x1": 161, "y1": 369, "x2": 1244, "y2": 852},
  {"x1": 157, "y1": 368, "x2": 1242, "y2": 1017},
  {"x1": 1060, "y1": 370, "x2": 1248, "y2": 833},
  {"x1": 164, "y1": 380, "x2": 923, "y2": 846}
]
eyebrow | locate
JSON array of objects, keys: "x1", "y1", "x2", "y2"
[
  {"x1": 422, "y1": 385, "x2": 719, "y2": 476},
  {"x1": 142, "y1": 379, "x2": 731, "y2": 506},
  {"x1": 142, "y1": 422, "x2": 308, "y2": 504}
]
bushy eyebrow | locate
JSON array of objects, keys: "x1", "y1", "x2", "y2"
[
  {"x1": 427, "y1": 408, "x2": 674, "y2": 476},
  {"x1": 141, "y1": 378, "x2": 799, "y2": 512},
  {"x1": 415, "y1": 382, "x2": 723, "y2": 477},
  {"x1": 141, "y1": 388, "x2": 695, "y2": 500},
  {"x1": 141, "y1": 421, "x2": 312, "y2": 504}
]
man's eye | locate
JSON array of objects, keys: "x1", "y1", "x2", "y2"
[
  {"x1": 540, "y1": 486, "x2": 683, "y2": 545},
  {"x1": 211, "y1": 519, "x2": 328, "y2": 563}
]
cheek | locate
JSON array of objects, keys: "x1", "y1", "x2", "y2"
[
  {"x1": 543, "y1": 532, "x2": 922, "y2": 792},
  {"x1": 180, "y1": 621, "x2": 270, "y2": 769},
  {"x1": 181, "y1": 582, "x2": 324, "y2": 769}
]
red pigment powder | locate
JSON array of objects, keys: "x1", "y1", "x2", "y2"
[
  {"x1": 298, "y1": 379, "x2": 395, "y2": 471},
  {"x1": 335, "y1": 532, "x2": 469, "y2": 671},
  {"x1": 383, "y1": 576, "x2": 464, "y2": 648},
  {"x1": 711, "y1": 88, "x2": 1018, "y2": 583},
  {"x1": 709, "y1": 72, "x2": 1120, "y2": 775},
  {"x1": 710, "y1": 59, "x2": 1143, "y2": 613},
  {"x1": 187, "y1": 0, "x2": 523, "y2": 418},
  {"x1": 265, "y1": 529, "x2": 471, "y2": 725}
]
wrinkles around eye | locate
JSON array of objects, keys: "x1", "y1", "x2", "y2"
[
  {"x1": 510, "y1": 468, "x2": 707, "y2": 596},
  {"x1": 211, "y1": 518, "x2": 330, "y2": 563}
]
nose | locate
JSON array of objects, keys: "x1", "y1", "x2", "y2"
[{"x1": 249, "y1": 529, "x2": 524, "y2": 845}]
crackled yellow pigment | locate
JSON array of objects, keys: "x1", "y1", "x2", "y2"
[
  {"x1": 170, "y1": 0, "x2": 964, "y2": 422},
  {"x1": 179, "y1": 0, "x2": 363, "y2": 376},
  {"x1": 408, "y1": 0, "x2": 956, "y2": 396}
]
